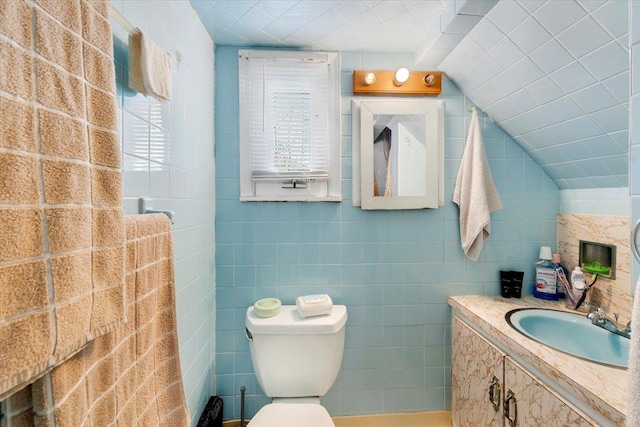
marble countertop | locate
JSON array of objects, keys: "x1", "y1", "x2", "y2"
[{"x1": 448, "y1": 295, "x2": 627, "y2": 426}]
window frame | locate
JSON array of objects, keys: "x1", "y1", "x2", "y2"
[{"x1": 238, "y1": 49, "x2": 342, "y2": 202}]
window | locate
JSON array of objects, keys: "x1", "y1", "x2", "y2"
[{"x1": 239, "y1": 50, "x2": 341, "y2": 201}]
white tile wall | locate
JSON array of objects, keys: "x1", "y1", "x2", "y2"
[
  {"x1": 440, "y1": 0, "x2": 629, "y2": 190},
  {"x1": 559, "y1": 187, "x2": 629, "y2": 215},
  {"x1": 111, "y1": 1, "x2": 216, "y2": 424},
  {"x1": 533, "y1": 0, "x2": 586, "y2": 34}
]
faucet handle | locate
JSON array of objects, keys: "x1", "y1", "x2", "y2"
[
  {"x1": 590, "y1": 307, "x2": 603, "y2": 315},
  {"x1": 626, "y1": 320, "x2": 632, "y2": 335},
  {"x1": 613, "y1": 312, "x2": 620, "y2": 323},
  {"x1": 587, "y1": 307, "x2": 604, "y2": 322}
]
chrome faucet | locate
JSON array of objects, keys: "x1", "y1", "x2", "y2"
[{"x1": 587, "y1": 308, "x2": 631, "y2": 339}]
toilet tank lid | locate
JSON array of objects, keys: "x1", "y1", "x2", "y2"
[{"x1": 246, "y1": 305, "x2": 347, "y2": 334}]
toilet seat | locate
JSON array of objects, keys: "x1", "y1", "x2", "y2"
[{"x1": 248, "y1": 403, "x2": 334, "y2": 427}]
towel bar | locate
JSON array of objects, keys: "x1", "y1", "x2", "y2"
[
  {"x1": 109, "y1": 5, "x2": 135, "y2": 35},
  {"x1": 110, "y1": 6, "x2": 183, "y2": 71},
  {"x1": 138, "y1": 198, "x2": 175, "y2": 224}
]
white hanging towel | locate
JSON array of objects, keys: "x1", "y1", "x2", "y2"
[
  {"x1": 128, "y1": 29, "x2": 172, "y2": 101},
  {"x1": 452, "y1": 109, "x2": 502, "y2": 261},
  {"x1": 627, "y1": 277, "x2": 640, "y2": 426}
]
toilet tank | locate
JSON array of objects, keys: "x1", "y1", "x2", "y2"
[{"x1": 245, "y1": 305, "x2": 348, "y2": 398}]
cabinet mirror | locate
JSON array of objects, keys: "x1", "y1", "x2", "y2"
[{"x1": 352, "y1": 99, "x2": 444, "y2": 210}]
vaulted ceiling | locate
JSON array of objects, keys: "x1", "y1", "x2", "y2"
[{"x1": 191, "y1": 0, "x2": 629, "y2": 190}]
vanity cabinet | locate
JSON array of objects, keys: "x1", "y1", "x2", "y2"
[
  {"x1": 451, "y1": 315, "x2": 504, "y2": 426},
  {"x1": 452, "y1": 316, "x2": 595, "y2": 427}
]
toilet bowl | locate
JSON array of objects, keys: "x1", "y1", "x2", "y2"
[
  {"x1": 248, "y1": 401, "x2": 333, "y2": 427},
  {"x1": 245, "y1": 305, "x2": 348, "y2": 427}
]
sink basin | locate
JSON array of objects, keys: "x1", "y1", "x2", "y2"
[{"x1": 505, "y1": 308, "x2": 629, "y2": 369}]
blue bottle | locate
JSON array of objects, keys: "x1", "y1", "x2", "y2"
[{"x1": 534, "y1": 247, "x2": 558, "y2": 300}]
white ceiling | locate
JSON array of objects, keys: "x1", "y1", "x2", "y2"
[
  {"x1": 440, "y1": 0, "x2": 628, "y2": 189},
  {"x1": 190, "y1": 0, "x2": 446, "y2": 54},
  {"x1": 191, "y1": 0, "x2": 630, "y2": 190}
]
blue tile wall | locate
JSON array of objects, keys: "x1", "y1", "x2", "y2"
[
  {"x1": 111, "y1": 2, "x2": 216, "y2": 424},
  {"x1": 215, "y1": 47, "x2": 560, "y2": 420}
]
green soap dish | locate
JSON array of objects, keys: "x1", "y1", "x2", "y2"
[
  {"x1": 582, "y1": 262, "x2": 610, "y2": 275},
  {"x1": 254, "y1": 298, "x2": 281, "y2": 318}
]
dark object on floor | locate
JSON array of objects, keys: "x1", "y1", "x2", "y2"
[{"x1": 197, "y1": 396, "x2": 223, "y2": 427}]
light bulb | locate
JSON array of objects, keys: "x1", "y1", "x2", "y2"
[
  {"x1": 363, "y1": 72, "x2": 376, "y2": 85},
  {"x1": 394, "y1": 67, "x2": 410, "y2": 86},
  {"x1": 424, "y1": 74, "x2": 435, "y2": 86}
]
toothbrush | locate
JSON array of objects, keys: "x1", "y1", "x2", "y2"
[{"x1": 556, "y1": 267, "x2": 576, "y2": 307}]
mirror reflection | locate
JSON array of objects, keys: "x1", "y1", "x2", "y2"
[{"x1": 372, "y1": 114, "x2": 426, "y2": 198}]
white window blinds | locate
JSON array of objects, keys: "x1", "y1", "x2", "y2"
[
  {"x1": 239, "y1": 50, "x2": 341, "y2": 201},
  {"x1": 246, "y1": 58, "x2": 329, "y2": 180}
]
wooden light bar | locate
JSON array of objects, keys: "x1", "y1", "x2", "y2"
[{"x1": 353, "y1": 70, "x2": 442, "y2": 95}]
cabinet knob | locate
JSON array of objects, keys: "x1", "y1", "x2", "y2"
[{"x1": 488, "y1": 375, "x2": 501, "y2": 412}]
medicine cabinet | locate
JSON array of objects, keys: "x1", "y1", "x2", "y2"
[{"x1": 351, "y1": 99, "x2": 444, "y2": 210}]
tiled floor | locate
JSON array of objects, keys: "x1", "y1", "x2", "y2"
[{"x1": 333, "y1": 411, "x2": 451, "y2": 427}]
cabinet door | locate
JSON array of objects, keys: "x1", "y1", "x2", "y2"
[
  {"x1": 451, "y1": 316, "x2": 505, "y2": 427},
  {"x1": 504, "y1": 357, "x2": 596, "y2": 427}
]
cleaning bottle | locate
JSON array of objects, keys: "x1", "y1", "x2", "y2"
[
  {"x1": 552, "y1": 254, "x2": 569, "y2": 299},
  {"x1": 534, "y1": 246, "x2": 558, "y2": 300}
]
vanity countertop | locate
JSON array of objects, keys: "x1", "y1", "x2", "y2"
[{"x1": 448, "y1": 295, "x2": 627, "y2": 426}]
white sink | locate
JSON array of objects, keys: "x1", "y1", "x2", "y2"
[{"x1": 505, "y1": 308, "x2": 629, "y2": 369}]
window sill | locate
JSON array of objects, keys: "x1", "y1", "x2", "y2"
[{"x1": 239, "y1": 195, "x2": 342, "y2": 202}]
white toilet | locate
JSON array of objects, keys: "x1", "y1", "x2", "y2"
[{"x1": 245, "y1": 304, "x2": 348, "y2": 427}]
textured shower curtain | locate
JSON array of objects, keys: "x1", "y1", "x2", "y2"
[
  {"x1": 0, "y1": 1, "x2": 189, "y2": 425},
  {"x1": 0, "y1": 0, "x2": 125, "y2": 398}
]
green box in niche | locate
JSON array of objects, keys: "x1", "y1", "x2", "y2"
[{"x1": 579, "y1": 240, "x2": 616, "y2": 279}]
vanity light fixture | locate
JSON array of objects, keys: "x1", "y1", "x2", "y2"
[{"x1": 352, "y1": 69, "x2": 442, "y2": 95}]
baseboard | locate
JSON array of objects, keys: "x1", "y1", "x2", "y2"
[
  {"x1": 332, "y1": 411, "x2": 451, "y2": 427},
  {"x1": 224, "y1": 411, "x2": 451, "y2": 427}
]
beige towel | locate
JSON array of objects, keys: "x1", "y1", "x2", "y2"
[
  {"x1": 0, "y1": 0, "x2": 125, "y2": 399},
  {"x1": 129, "y1": 29, "x2": 172, "y2": 101},
  {"x1": 452, "y1": 109, "x2": 502, "y2": 261},
  {"x1": 20, "y1": 214, "x2": 189, "y2": 427}
]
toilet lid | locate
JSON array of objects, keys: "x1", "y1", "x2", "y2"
[{"x1": 248, "y1": 403, "x2": 334, "y2": 427}]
